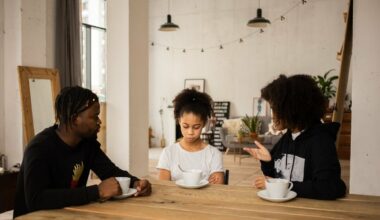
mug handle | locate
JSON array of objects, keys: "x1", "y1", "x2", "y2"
[{"x1": 288, "y1": 182, "x2": 294, "y2": 193}]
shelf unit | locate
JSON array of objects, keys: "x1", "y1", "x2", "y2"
[{"x1": 212, "y1": 101, "x2": 230, "y2": 151}]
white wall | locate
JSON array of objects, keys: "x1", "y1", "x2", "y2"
[
  {"x1": 3, "y1": 0, "x2": 23, "y2": 168},
  {"x1": 148, "y1": 0, "x2": 349, "y2": 148},
  {"x1": 350, "y1": 0, "x2": 380, "y2": 196},
  {"x1": 0, "y1": 0, "x2": 4, "y2": 155},
  {"x1": 46, "y1": 0, "x2": 56, "y2": 67},
  {"x1": 107, "y1": 0, "x2": 149, "y2": 177},
  {"x1": 0, "y1": 0, "x2": 55, "y2": 168},
  {"x1": 21, "y1": 0, "x2": 47, "y2": 66},
  {"x1": 129, "y1": 0, "x2": 149, "y2": 176}
]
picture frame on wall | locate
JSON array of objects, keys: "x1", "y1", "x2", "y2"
[
  {"x1": 253, "y1": 97, "x2": 270, "y2": 117},
  {"x1": 184, "y1": 79, "x2": 205, "y2": 92}
]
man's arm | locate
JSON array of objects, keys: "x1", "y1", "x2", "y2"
[
  {"x1": 89, "y1": 144, "x2": 139, "y2": 187},
  {"x1": 23, "y1": 148, "x2": 99, "y2": 212}
]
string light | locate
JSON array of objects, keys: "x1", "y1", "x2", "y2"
[{"x1": 151, "y1": 0, "x2": 307, "y2": 53}]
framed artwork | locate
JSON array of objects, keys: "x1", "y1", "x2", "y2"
[
  {"x1": 253, "y1": 97, "x2": 270, "y2": 117},
  {"x1": 184, "y1": 79, "x2": 205, "y2": 92}
]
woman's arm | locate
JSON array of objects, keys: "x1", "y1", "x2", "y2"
[
  {"x1": 293, "y1": 134, "x2": 346, "y2": 199},
  {"x1": 158, "y1": 169, "x2": 171, "y2": 181}
]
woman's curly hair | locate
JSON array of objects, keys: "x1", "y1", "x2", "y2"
[
  {"x1": 173, "y1": 89, "x2": 213, "y2": 123},
  {"x1": 261, "y1": 74, "x2": 326, "y2": 130}
]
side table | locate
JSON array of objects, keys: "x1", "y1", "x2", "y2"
[{"x1": 0, "y1": 171, "x2": 19, "y2": 212}]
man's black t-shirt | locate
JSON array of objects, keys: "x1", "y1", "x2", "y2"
[{"x1": 13, "y1": 125, "x2": 138, "y2": 218}]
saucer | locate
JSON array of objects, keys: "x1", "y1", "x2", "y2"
[
  {"x1": 175, "y1": 179, "x2": 209, "y2": 189},
  {"x1": 112, "y1": 188, "x2": 137, "y2": 199},
  {"x1": 257, "y1": 190, "x2": 297, "y2": 202}
]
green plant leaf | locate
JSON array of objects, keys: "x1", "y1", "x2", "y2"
[{"x1": 314, "y1": 69, "x2": 339, "y2": 99}]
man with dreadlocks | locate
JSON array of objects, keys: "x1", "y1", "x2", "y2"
[
  {"x1": 244, "y1": 74, "x2": 346, "y2": 200},
  {"x1": 14, "y1": 86, "x2": 152, "y2": 218}
]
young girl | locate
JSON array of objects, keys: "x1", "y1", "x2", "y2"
[
  {"x1": 157, "y1": 89, "x2": 224, "y2": 184},
  {"x1": 245, "y1": 74, "x2": 346, "y2": 199}
]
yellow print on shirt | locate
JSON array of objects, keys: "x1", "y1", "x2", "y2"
[{"x1": 71, "y1": 162, "x2": 84, "y2": 188}]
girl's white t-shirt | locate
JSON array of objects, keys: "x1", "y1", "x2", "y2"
[{"x1": 156, "y1": 143, "x2": 224, "y2": 181}]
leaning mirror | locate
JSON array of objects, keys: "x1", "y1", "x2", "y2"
[{"x1": 18, "y1": 66, "x2": 60, "y2": 145}]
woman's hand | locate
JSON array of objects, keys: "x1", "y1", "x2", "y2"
[
  {"x1": 243, "y1": 140, "x2": 271, "y2": 162},
  {"x1": 254, "y1": 176, "x2": 270, "y2": 189}
]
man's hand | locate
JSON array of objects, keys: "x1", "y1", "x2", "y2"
[
  {"x1": 98, "y1": 177, "x2": 121, "y2": 201},
  {"x1": 133, "y1": 179, "x2": 152, "y2": 196}
]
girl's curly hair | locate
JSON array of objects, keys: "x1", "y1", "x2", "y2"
[
  {"x1": 173, "y1": 89, "x2": 213, "y2": 123},
  {"x1": 261, "y1": 74, "x2": 326, "y2": 130}
]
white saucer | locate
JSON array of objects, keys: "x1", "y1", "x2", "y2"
[
  {"x1": 257, "y1": 190, "x2": 297, "y2": 202},
  {"x1": 112, "y1": 188, "x2": 137, "y2": 199},
  {"x1": 175, "y1": 179, "x2": 209, "y2": 189}
]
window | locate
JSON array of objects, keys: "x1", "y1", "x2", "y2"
[{"x1": 81, "y1": 0, "x2": 107, "y2": 101}]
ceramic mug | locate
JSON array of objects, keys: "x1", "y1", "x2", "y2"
[
  {"x1": 182, "y1": 169, "x2": 202, "y2": 186},
  {"x1": 265, "y1": 178, "x2": 293, "y2": 198},
  {"x1": 116, "y1": 177, "x2": 131, "y2": 195}
]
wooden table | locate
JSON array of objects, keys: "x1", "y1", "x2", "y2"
[{"x1": 17, "y1": 179, "x2": 380, "y2": 219}]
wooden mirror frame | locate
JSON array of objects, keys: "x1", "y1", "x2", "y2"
[{"x1": 18, "y1": 66, "x2": 61, "y2": 144}]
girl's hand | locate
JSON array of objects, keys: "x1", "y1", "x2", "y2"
[
  {"x1": 208, "y1": 172, "x2": 224, "y2": 184},
  {"x1": 243, "y1": 140, "x2": 271, "y2": 162}
]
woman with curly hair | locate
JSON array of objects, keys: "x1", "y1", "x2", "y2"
[
  {"x1": 244, "y1": 74, "x2": 346, "y2": 199},
  {"x1": 157, "y1": 89, "x2": 224, "y2": 184}
]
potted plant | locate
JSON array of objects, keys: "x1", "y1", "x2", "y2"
[
  {"x1": 312, "y1": 69, "x2": 339, "y2": 109},
  {"x1": 236, "y1": 128, "x2": 247, "y2": 143},
  {"x1": 241, "y1": 114, "x2": 262, "y2": 140}
]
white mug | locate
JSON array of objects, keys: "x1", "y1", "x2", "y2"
[
  {"x1": 116, "y1": 177, "x2": 131, "y2": 195},
  {"x1": 265, "y1": 178, "x2": 293, "y2": 198},
  {"x1": 182, "y1": 169, "x2": 202, "y2": 186}
]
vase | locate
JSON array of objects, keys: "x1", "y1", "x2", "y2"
[{"x1": 250, "y1": 132, "x2": 258, "y2": 141}]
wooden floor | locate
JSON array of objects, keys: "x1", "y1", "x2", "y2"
[{"x1": 148, "y1": 149, "x2": 350, "y2": 188}]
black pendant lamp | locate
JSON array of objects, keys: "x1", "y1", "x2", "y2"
[
  {"x1": 159, "y1": 0, "x2": 179, "y2": 31},
  {"x1": 247, "y1": 0, "x2": 271, "y2": 28},
  {"x1": 159, "y1": 14, "x2": 180, "y2": 31}
]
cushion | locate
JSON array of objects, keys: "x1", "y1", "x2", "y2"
[{"x1": 222, "y1": 118, "x2": 242, "y2": 135}]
